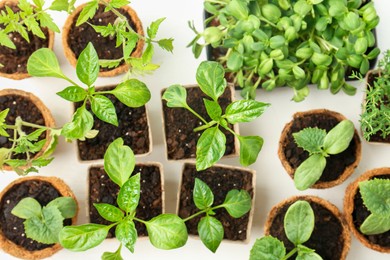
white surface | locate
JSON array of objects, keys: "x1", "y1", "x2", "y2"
[{"x1": 0, "y1": 0, "x2": 389, "y2": 259}]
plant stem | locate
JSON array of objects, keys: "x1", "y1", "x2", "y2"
[
  {"x1": 193, "y1": 121, "x2": 217, "y2": 132},
  {"x1": 283, "y1": 247, "x2": 298, "y2": 260},
  {"x1": 186, "y1": 106, "x2": 209, "y2": 125},
  {"x1": 134, "y1": 217, "x2": 147, "y2": 224},
  {"x1": 183, "y1": 209, "x2": 208, "y2": 222}
]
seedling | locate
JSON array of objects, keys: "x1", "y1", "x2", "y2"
[
  {"x1": 76, "y1": 0, "x2": 174, "y2": 77},
  {"x1": 11, "y1": 196, "x2": 77, "y2": 244},
  {"x1": 292, "y1": 120, "x2": 355, "y2": 190},
  {"x1": 189, "y1": 0, "x2": 380, "y2": 101},
  {"x1": 250, "y1": 200, "x2": 322, "y2": 260},
  {"x1": 162, "y1": 61, "x2": 269, "y2": 171},
  {"x1": 358, "y1": 178, "x2": 390, "y2": 235},
  {"x1": 59, "y1": 138, "x2": 188, "y2": 258},
  {"x1": 183, "y1": 178, "x2": 252, "y2": 253}
]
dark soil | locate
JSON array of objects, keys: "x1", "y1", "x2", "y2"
[
  {"x1": 67, "y1": 4, "x2": 138, "y2": 72},
  {"x1": 352, "y1": 174, "x2": 390, "y2": 248},
  {"x1": 268, "y1": 199, "x2": 345, "y2": 260},
  {"x1": 0, "y1": 94, "x2": 46, "y2": 160},
  {"x1": 88, "y1": 164, "x2": 163, "y2": 237},
  {"x1": 75, "y1": 85, "x2": 150, "y2": 161},
  {"x1": 0, "y1": 4, "x2": 50, "y2": 75},
  {"x1": 178, "y1": 163, "x2": 254, "y2": 241},
  {"x1": 162, "y1": 86, "x2": 236, "y2": 160},
  {"x1": 283, "y1": 113, "x2": 358, "y2": 183},
  {"x1": 0, "y1": 180, "x2": 71, "y2": 251}
]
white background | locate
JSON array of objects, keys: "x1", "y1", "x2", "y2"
[{"x1": 0, "y1": 0, "x2": 389, "y2": 259}]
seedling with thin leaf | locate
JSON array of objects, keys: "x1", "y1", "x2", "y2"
[
  {"x1": 59, "y1": 138, "x2": 188, "y2": 258},
  {"x1": 11, "y1": 196, "x2": 77, "y2": 244},
  {"x1": 292, "y1": 120, "x2": 355, "y2": 190},
  {"x1": 250, "y1": 200, "x2": 322, "y2": 260},
  {"x1": 189, "y1": 0, "x2": 380, "y2": 101},
  {"x1": 76, "y1": 0, "x2": 174, "y2": 77},
  {"x1": 162, "y1": 60, "x2": 269, "y2": 171},
  {"x1": 183, "y1": 178, "x2": 252, "y2": 253},
  {"x1": 358, "y1": 178, "x2": 390, "y2": 235}
]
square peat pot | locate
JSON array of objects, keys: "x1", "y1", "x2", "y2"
[
  {"x1": 161, "y1": 84, "x2": 239, "y2": 162},
  {"x1": 87, "y1": 162, "x2": 164, "y2": 238},
  {"x1": 177, "y1": 162, "x2": 256, "y2": 243},
  {"x1": 74, "y1": 85, "x2": 152, "y2": 163}
]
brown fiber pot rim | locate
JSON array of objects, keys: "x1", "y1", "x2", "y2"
[
  {"x1": 0, "y1": 176, "x2": 78, "y2": 259},
  {"x1": 344, "y1": 167, "x2": 390, "y2": 253},
  {"x1": 62, "y1": 2, "x2": 144, "y2": 77},
  {"x1": 0, "y1": 89, "x2": 56, "y2": 172},
  {"x1": 277, "y1": 109, "x2": 362, "y2": 189},
  {"x1": 265, "y1": 195, "x2": 351, "y2": 260},
  {"x1": 0, "y1": 0, "x2": 55, "y2": 80}
]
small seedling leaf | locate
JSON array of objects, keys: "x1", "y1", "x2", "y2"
[
  {"x1": 59, "y1": 224, "x2": 109, "y2": 251},
  {"x1": 116, "y1": 220, "x2": 137, "y2": 253},
  {"x1": 222, "y1": 190, "x2": 251, "y2": 218},
  {"x1": 249, "y1": 236, "x2": 286, "y2": 260},
  {"x1": 294, "y1": 154, "x2": 326, "y2": 191},
  {"x1": 198, "y1": 216, "x2": 224, "y2": 253},
  {"x1": 196, "y1": 61, "x2": 226, "y2": 101},
  {"x1": 193, "y1": 178, "x2": 214, "y2": 210},
  {"x1": 284, "y1": 200, "x2": 315, "y2": 245},
  {"x1": 196, "y1": 126, "x2": 226, "y2": 171}
]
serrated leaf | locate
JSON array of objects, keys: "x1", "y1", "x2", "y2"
[
  {"x1": 11, "y1": 197, "x2": 41, "y2": 219},
  {"x1": 104, "y1": 138, "x2": 135, "y2": 187},
  {"x1": 91, "y1": 95, "x2": 118, "y2": 126},
  {"x1": 0, "y1": 30, "x2": 16, "y2": 49},
  {"x1": 198, "y1": 216, "x2": 224, "y2": 253},
  {"x1": 157, "y1": 38, "x2": 174, "y2": 52},
  {"x1": 76, "y1": 0, "x2": 99, "y2": 26},
  {"x1": 162, "y1": 85, "x2": 188, "y2": 108},
  {"x1": 49, "y1": 0, "x2": 72, "y2": 12},
  {"x1": 284, "y1": 200, "x2": 315, "y2": 245},
  {"x1": 46, "y1": 197, "x2": 77, "y2": 219},
  {"x1": 116, "y1": 220, "x2": 137, "y2": 253},
  {"x1": 238, "y1": 135, "x2": 263, "y2": 166},
  {"x1": 222, "y1": 190, "x2": 251, "y2": 218},
  {"x1": 323, "y1": 120, "x2": 354, "y2": 155},
  {"x1": 117, "y1": 173, "x2": 140, "y2": 213},
  {"x1": 109, "y1": 0, "x2": 130, "y2": 8},
  {"x1": 193, "y1": 178, "x2": 214, "y2": 210},
  {"x1": 26, "y1": 128, "x2": 46, "y2": 141},
  {"x1": 27, "y1": 48, "x2": 66, "y2": 78},
  {"x1": 94, "y1": 203, "x2": 124, "y2": 222},
  {"x1": 111, "y1": 79, "x2": 151, "y2": 108},
  {"x1": 359, "y1": 179, "x2": 390, "y2": 216},
  {"x1": 225, "y1": 100, "x2": 269, "y2": 124},
  {"x1": 249, "y1": 236, "x2": 286, "y2": 260},
  {"x1": 294, "y1": 154, "x2": 326, "y2": 190},
  {"x1": 196, "y1": 126, "x2": 226, "y2": 171},
  {"x1": 203, "y1": 99, "x2": 221, "y2": 121},
  {"x1": 76, "y1": 42, "x2": 99, "y2": 86},
  {"x1": 37, "y1": 12, "x2": 60, "y2": 33},
  {"x1": 293, "y1": 127, "x2": 326, "y2": 154},
  {"x1": 59, "y1": 224, "x2": 109, "y2": 251},
  {"x1": 57, "y1": 86, "x2": 87, "y2": 102},
  {"x1": 196, "y1": 61, "x2": 226, "y2": 101},
  {"x1": 147, "y1": 17, "x2": 165, "y2": 39}
]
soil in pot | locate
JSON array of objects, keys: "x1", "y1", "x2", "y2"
[
  {"x1": 0, "y1": 176, "x2": 77, "y2": 259},
  {"x1": 88, "y1": 163, "x2": 163, "y2": 237},
  {"x1": 177, "y1": 162, "x2": 254, "y2": 241},
  {"x1": 0, "y1": 89, "x2": 54, "y2": 162},
  {"x1": 161, "y1": 85, "x2": 237, "y2": 160},
  {"x1": 344, "y1": 168, "x2": 390, "y2": 253},
  {"x1": 278, "y1": 109, "x2": 361, "y2": 188},
  {"x1": 266, "y1": 196, "x2": 350, "y2": 260},
  {"x1": 62, "y1": 3, "x2": 143, "y2": 75},
  {"x1": 0, "y1": 0, "x2": 53, "y2": 79},
  {"x1": 75, "y1": 85, "x2": 151, "y2": 161}
]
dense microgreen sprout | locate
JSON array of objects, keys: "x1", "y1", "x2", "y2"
[
  {"x1": 59, "y1": 138, "x2": 188, "y2": 258},
  {"x1": 189, "y1": 0, "x2": 380, "y2": 101},
  {"x1": 359, "y1": 178, "x2": 390, "y2": 235},
  {"x1": 162, "y1": 61, "x2": 269, "y2": 171},
  {"x1": 183, "y1": 178, "x2": 252, "y2": 253},
  {"x1": 11, "y1": 196, "x2": 77, "y2": 244},
  {"x1": 292, "y1": 120, "x2": 355, "y2": 190},
  {"x1": 250, "y1": 200, "x2": 322, "y2": 260},
  {"x1": 357, "y1": 50, "x2": 390, "y2": 141}
]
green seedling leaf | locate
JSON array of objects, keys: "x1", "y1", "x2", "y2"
[
  {"x1": 198, "y1": 216, "x2": 224, "y2": 253},
  {"x1": 46, "y1": 197, "x2": 77, "y2": 219},
  {"x1": 359, "y1": 179, "x2": 390, "y2": 216},
  {"x1": 111, "y1": 79, "x2": 151, "y2": 108},
  {"x1": 162, "y1": 85, "x2": 188, "y2": 108},
  {"x1": 59, "y1": 224, "x2": 109, "y2": 251},
  {"x1": 196, "y1": 61, "x2": 226, "y2": 101},
  {"x1": 148, "y1": 17, "x2": 165, "y2": 39},
  {"x1": 109, "y1": 0, "x2": 130, "y2": 8},
  {"x1": 204, "y1": 99, "x2": 222, "y2": 121},
  {"x1": 294, "y1": 0, "x2": 312, "y2": 17},
  {"x1": 294, "y1": 154, "x2": 326, "y2": 190},
  {"x1": 0, "y1": 30, "x2": 16, "y2": 49},
  {"x1": 26, "y1": 128, "x2": 46, "y2": 141},
  {"x1": 238, "y1": 135, "x2": 263, "y2": 166},
  {"x1": 296, "y1": 245, "x2": 322, "y2": 260},
  {"x1": 94, "y1": 203, "x2": 124, "y2": 222},
  {"x1": 193, "y1": 178, "x2": 214, "y2": 210},
  {"x1": 37, "y1": 12, "x2": 60, "y2": 33},
  {"x1": 226, "y1": 0, "x2": 248, "y2": 20},
  {"x1": 76, "y1": 0, "x2": 99, "y2": 26},
  {"x1": 50, "y1": 0, "x2": 73, "y2": 12},
  {"x1": 249, "y1": 236, "x2": 286, "y2": 260},
  {"x1": 117, "y1": 173, "x2": 140, "y2": 213},
  {"x1": 196, "y1": 126, "x2": 226, "y2": 171},
  {"x1": 145, "y1": 214, "x2": 188, "y2": 250},
  {"x1": 11, "y1": 197, "x2": 41, "y2": 219},
  {"x1": 323, "y1": 120, "x2": 354, "y2": 155},
  {"x1": 360, "y1": 214, "x2": 390, "y2": 235},
  {"x1": 222, "y1": 190, "x2": 251, "y2": 218},
  {"x1": 61, "y1": 106, "x2": 94, "y2": 140},
  {"x1": 91, "y1": 95, "x2": 118, "y2": 126},
  {"x1": 24, "y1": 206, "x2": 64, "y2": 244},
  {"x1": 284, "y1": 200, "x2": 315, "y2": 245},
  {"x1": 227, "y1": 51, "x2": 243, "y2": 72},
  {"x1": 116, "y1": 220, "x2": 137, "y2": 253},
  {"x1": 293, "y1": 127, "x2": 326, "y2": 154},
  {"x1": 27, "y1": 48, "x2": 66, "y2": 79},
  {"x1": 157, "y1": 38, "x2": 174, "y2": 52},
  {"x1": 102, "y1": 244, "x2": 123, "y2": 260},
  {"x1": 76, "y1": 42, "x2": 99, "y2": 86},
  {"x1": 57, "y1": 86, "x2": 87, "y2": 102},
  {"x1": 104, "y1": 138, "x2": 135, "y2": 187},
  {"x1": 225, "y1": 100, "x2": 269, "y2": 124}
]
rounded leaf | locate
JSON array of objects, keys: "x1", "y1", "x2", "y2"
[
  {"x1": 112, "y1": 79, "x2": 151, "y2": 108},
  {"x1": 225, "y1": 100, "x2": 269, "y2": 124},
  {"x1": 162, "y1": 84, "x2": 188, "y2": 108},
  {"x1": 59, "y1": 224, "x2": 109, "y2": 251},
  {"x1": 196, "y1": 61, "x2": 226, "y2": 100},
  {"x1": 294, "y1": 154, "x2": 326, "y2": 191},
  {"x1": 323, "y1": 120, "x2": 355, "y2": 155},
  {"x1": 222, "y1": 190, "x2": 251, "y2": 218},
  {"x1": 11, "y1": 197, "x2": 41, "y2": 219},
  {"x1": 284, "y1": 200, "x2": 315, "y2": 245},
  {"x1": 196, "y1": 127, "x2": 226, "y2": 171},
  {"x1": 249, "y1": 236, "x2": 286, "y2": 260},
  {"x1": 198, "y1": 216, "x2": 224, "y2": 253},
  {"x1": 193, "y1": 178, "x2": 214, "y2": 210},
  {"x1": 91, "y1": 95, "x2": 118, "y2": 126}
]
